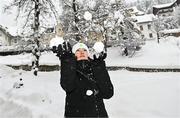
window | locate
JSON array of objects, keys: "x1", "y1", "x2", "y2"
[
  {"x1": 169, "y1": 8, "x2": 173, "y2": 12},
  {"x1": 141, "y1": 34, "x2": 145, "y2": 38},
  {"x1": 148, "y1": 24, "x2": 151, "y2": 30},
  {"x1": 140, "y1": 25, "x2": 143, "y2": 31},
  {"x1": 14, "y1": 39, "x2": 17, "y2": 43},
  {"x1": 149, "y1": 33, "x2": 153, "y2": 38},
  {"x1": 162, "y1": 14, "x2": 166, "y2": 17}
]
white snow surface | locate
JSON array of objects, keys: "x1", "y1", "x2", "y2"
[
  {"x1": 1, "y1": 37, "x2": 180, "y2": 68},
  {"x1": 132, "y1": 14, "x2": 155, "y2": 23},
  {"x1": 0, "y1": 66, "x2": 179, "y2": 118},
  {"x1": 0, "y1": 37, "x2": 180, "y2": 118}
]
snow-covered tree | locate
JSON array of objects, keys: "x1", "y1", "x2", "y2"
[
  {"x1": 59, "y1": 0, "x2": 81, "y2": 41},
  {"x1": 60, "y1": 0, "x2": 111, "y2": 51},
  {"x1": 60, "y1": 0, "x2": 143, "y2": 57},
  {"x1": 4, "y1": 0, "x2": 58, "y2": 76},
  {"x1": 153, "y1": 15, "x2": 164, "y2": 43},
  {"x1": 162, "y1": 17, "x2": 179, "y2": 29},
  {"x1": 174, "y1": 6, "x2": 180, "y2": 27},
  {"x1": 107, "y1": 1, "x2": 143, "y2": 57},
  {"x1": 153, "y1": 5, "x2": 180, "y2": 43},
  {"x1": 137, "y1": 0, "x2": 154, "y2": 14}
]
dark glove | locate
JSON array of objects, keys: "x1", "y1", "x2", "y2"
[
  {"x1": 56, "y1": 42, "x2": 74, "y2": 60},
  {"x1": 92, "y1": 51, "x2": 107, "y2": 65},
  {"x1": 93, "y1": 51, "x2": 107, "y2": 62},
  {"x1": 52, "y1": 46, "x2": 57, "y2": 53}
]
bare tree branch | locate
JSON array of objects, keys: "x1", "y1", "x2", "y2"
[{"x1": 22, "y1": 8, "x2": 35, "y2": 29}]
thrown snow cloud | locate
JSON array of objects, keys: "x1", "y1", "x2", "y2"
[
  {"x1": 93, "y1": 42, "x2": 105, "y2": 53},
  {"x1": 50, "y1": 36, "x2": 64, "y2": 48}
]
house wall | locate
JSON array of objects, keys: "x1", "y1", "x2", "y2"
[
  {"x1": 137, "y1": 22, "x2": 157, "y2": 40},
  {"x1": 0, "y1": 30, "x2": 11, "y2": 46},
  {"x1": 40, "y1": 33, "x2": 56, "y2": 47},
  {"x1": 158, "y1": 8, "x2": 174, "y2": 17},
  {"x1": 160, "y1": 31, "x2": 180, "y2": 37},
  {"x1": 11, "y1": 37, "x2": 20, "y2": 46}
]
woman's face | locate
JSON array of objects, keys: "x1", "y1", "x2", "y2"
[{"x1": 75, "y1": 48, "x2": 88, "y2": 61}]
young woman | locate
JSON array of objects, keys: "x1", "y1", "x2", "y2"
[{"x1": 56, "y1": 42, "x2": 114, "y2": 117}]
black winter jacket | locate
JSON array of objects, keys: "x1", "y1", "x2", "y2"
[{"x1": 60, "y1": 57, "x2": 114, "y2": 118}]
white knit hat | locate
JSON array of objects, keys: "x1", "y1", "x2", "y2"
[{"x1": 72, "y1": 43, "x2": 89, "y2": 54}]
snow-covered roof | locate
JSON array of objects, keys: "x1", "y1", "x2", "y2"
[
  {"x1": 126, "y1": 6, "x2": 144, "y2": 16},
  {"x1": 152, "y1": 0, "x2": 180, "y2": 15},
  {"x1": 132, "y1": 14, "x2": 155, "y2": 24},
  {"x1": 0, "y1": 25, "x2": 13, "y2": 37},
  {"x1": 160, "y1": 28, "x2": 180, "y2": 33},
  {"x1": 153, "y1": 2, "x2": 174, "y2": 9}
]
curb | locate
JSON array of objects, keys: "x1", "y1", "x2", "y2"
[{"x1": 7, "y1": 65, "x2": 180, "y2": 72}]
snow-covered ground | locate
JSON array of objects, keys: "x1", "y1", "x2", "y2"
[
  {"x1": 0, "y1": 38, "x2": 180, "y2": 118},
  {"x1": 0, "y1": 65, "x2": 179, "y2": 118},
  {"x1": 106, "y1": 37, "x2": 180, "y2": 68}
]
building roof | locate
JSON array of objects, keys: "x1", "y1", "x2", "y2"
[
  {"x1": 160, "y1": 28, "x2": 180, "y2": 33},
  {"x1": 153, "y1": 2, "x2": 174, "y2": 9},
  {"x1": 0, "y1": 25, "x2": 13, "y2": 38},
  {"x1": 153, "y1": 0, "x2": 180, "y2": 15},
  {"x1": 132, "y1": 14, "x2": 155, "y2": 24},
  {"x1": 126, "y1": 6, "x2": 145, "y2": 16}
]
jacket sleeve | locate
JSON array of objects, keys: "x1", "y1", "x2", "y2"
[
  {"x1": 60, "y1": 57, "x2": 77, "y2": 93},
  {"x1": 92, "y1": 61, "x2": 114, "y2": 99}
]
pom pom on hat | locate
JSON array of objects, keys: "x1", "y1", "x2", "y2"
[{"x1": 72, "y1": 43, "x2": 89, "y2": 54}]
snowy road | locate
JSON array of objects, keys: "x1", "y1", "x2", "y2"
[{"x1": 0, "y1": 65, "x2": 179, "y2": 118}]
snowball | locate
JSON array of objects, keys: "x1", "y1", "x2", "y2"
[
  {"x1": 93, "y1": 42, "x2": 105, "y2": 53},
  {"x1": 84, "y1": 11, "x2": 92, "y2": 21},
  {"x1": 35, "y1": 67, "x2": 39, "y2": 71},
  {"x1": 50, "y1": 36, "x2": 64, "y2": 48},
  {"x1": 86, "y1": 90, "x2": 93, "y2": 96},
  {"x1": 114, "y1": 10, "x2": 124, "y2": 21}
]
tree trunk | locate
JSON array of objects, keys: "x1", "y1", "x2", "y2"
[
  {"x1": 157, "y1": 32, "x2": 160, "y2": 43},
  {"x1": 72, "y1": 0, "x2": 80, "y2": 41},
  {"x1": 32, "y1": 0, "x2": 40, "y2": 76}
]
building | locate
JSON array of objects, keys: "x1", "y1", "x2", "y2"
[
  {"x1": 0, "y1": 25, "x2": 12, "y2": 46},
  {"x1": 132, "y1": 14, "x2": 157, "y2": 40},
  {"x1": 159, "y1": 28, "x2": 180, "y2": 37},
  {"x1": 153, "y1": 0, "x2": 180, "y2": 17},
  {"x1": 0, "y1": 25, "x2": 20, "y2": 46},
  {"x1": 126, "y1": 6, "x2": 145, "y2": 17}
]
